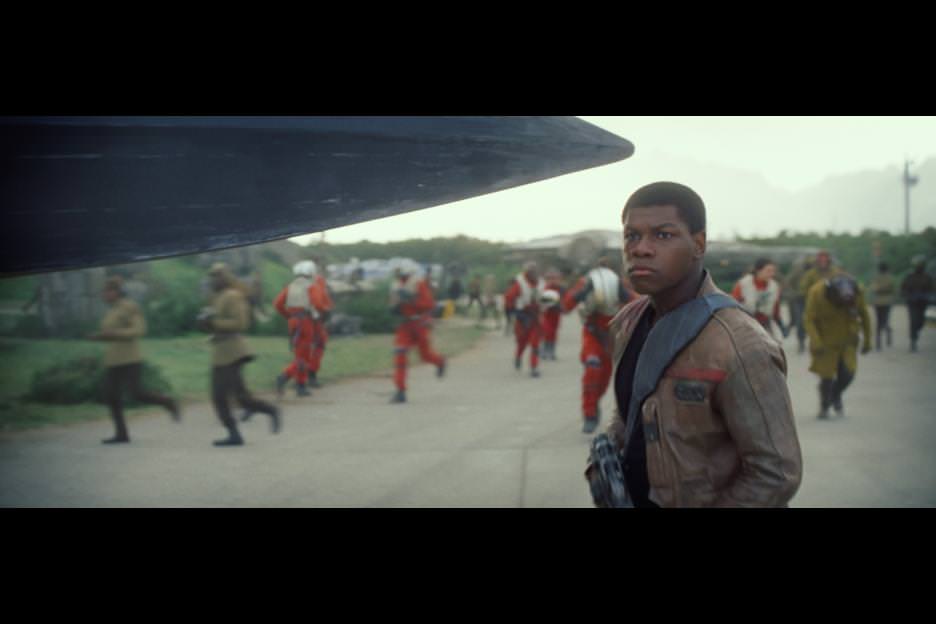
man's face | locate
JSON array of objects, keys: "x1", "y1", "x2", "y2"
[
  {"x1": 622, "y1": 204, "x2": 704, "y2": 296},
  {"x1": 101, "y1": 288, "x2": 119, "y2": 304},
  {"x1": 816, "y1": 254, "x2": 830, "y2": 270}
]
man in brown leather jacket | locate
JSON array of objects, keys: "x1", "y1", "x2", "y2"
[{"x1": 586, "y1": 182, "x2": 802, "y2": 507}]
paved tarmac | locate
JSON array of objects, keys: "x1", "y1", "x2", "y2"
[{"x1": 1, "y1": 305, "x2": 933, "y2": 507}]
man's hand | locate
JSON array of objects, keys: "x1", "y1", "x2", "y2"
[
  {"x1": 196, "y1": 308, "x2": 215, "y2": 332},
  {"x1": 584, "y1": 462, "x2": 607, "y2": 509},
  {"x1": 573, "y1": 278, "x2": 594, "y2": 304}
]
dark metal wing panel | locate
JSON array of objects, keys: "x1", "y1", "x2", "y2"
[{"x1": 0, "y1": 116, "x2": 633, "y2": 275}]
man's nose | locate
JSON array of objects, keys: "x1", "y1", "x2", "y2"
[{"x1": 630, "y1": 236, "x2": 654, "y2": 257}]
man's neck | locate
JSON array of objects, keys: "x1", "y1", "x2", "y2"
[{"x1": 650, "y1": 268, "x2": 705, "y2": 318}]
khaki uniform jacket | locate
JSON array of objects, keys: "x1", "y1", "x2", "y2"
[
  {"x1": 604, "y1": 273, "x2": 802, "y2": 507},
  {"x1": 798, "y1": 266, "x2": 839, "y2": 298},
  {"x1": 99, "y1": 298, "x2": 145, "y2": 367},
  {"x1": 209, "y1": 287, "x2": 253, "y2": 367},
  {"x1": 868, "y1": 274, "x2": 897, "y2": 307},
  {"x1": 803, "y1": 280, "x2": 871, "y2": 378}
]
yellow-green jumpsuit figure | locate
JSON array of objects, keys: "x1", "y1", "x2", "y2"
[{"x1": 803, "y1": 273, "x2": 871, "y2": 419}]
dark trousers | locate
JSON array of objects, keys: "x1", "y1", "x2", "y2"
[
  {"x1": 212, "y1": 359, "x2": 276, "y2": 429},
  {"x1": 105, "y1": 363, "x2": 176, "y2": 438},
  {"x1": 819, "y1": 357, "x2": 854, "y2": 411},
  {"x1": 874, "y1": 305, "x2": 892, "y2": 349},
  {"x1": 908, "y1": 302, "x2": 928, "y2": 344}
]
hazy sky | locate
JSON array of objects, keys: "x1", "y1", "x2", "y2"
[{"x1": 290, "y1": 116, "x2": 936, "y2": 245}]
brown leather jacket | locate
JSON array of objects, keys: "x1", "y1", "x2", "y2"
[{"x1": 600, "y1": 272, "x2": 802, "y2": 507}]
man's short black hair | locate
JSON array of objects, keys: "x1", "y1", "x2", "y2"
[
  {"x1": 622, "y1": 181, "x2": 706, "y2": 234},
  {"x1": 878, "y1": 262, "x2": 889, "y2": 273}
]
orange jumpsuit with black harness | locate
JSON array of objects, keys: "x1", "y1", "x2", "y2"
[
  {"x1": 274, "y1": 276, "x2": 334, "y2": 386},
  {"x1": 540, "y1": 276, "x2": 564, "y2": 358},
  {"x1": 562, "y1": 271, "x2": 634, "y2": 421},
  {"x1": 392, "y1": 275, "x2": 445, "y2": 392},
  {"x1": 504, "y1": 273, "x2": 545, "y2": 370}
]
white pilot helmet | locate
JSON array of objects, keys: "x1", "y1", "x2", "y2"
[
  {"x1": 293, "y1": 260, "x2": 317, "y2": 277},
  {"x1": 539, "y1": 289, "x2": 560, "y2": 306}
]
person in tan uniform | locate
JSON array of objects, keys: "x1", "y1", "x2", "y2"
[
  {"x1": 88, "y1": 276, "x2": 179, "y2": 444},
  {"x1": 868, "y1": 262, "x2": 896, "y2": 350},
  {"x1": 803, "y1": 273, "x2": 872, "y2": 419},
  {"x1": 199, "y1": 263, "x2": 280, "y2": 447},
  {"x1": 798, "y1": 251, "x2": 839, "y2": 307}
]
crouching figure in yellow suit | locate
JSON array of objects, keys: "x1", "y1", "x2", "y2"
[{"x1": 803, "y1": 273, "x2": 871, "y2": 419}]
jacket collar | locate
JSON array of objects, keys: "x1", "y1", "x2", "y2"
[{"x1": 611, "y1": 270, "x2": 720, "y2": 364}]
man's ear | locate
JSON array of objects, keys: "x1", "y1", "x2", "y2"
[{"x1": 693, "y1": 230, "x2": 706, "y2": 259}]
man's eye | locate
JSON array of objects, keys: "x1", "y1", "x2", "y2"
[
  {"x1": 625, "y1": 233, "x2": 640, "y2": 242},
  {"x1": 656, "y1": 231, "x2": 673, "y2": 240}
]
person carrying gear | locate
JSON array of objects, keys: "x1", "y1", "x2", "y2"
[
  {"x1": 389, "y1": 260, "x2": 446, "y2": 404},
  {"x1": 308, "y1": 268, "x2": 334, "y2": 387},
  {"x1": 89, "y1": 276, "x2": 180, "y2": 444},
  {"x1": 504, "y1": 262, "x2": 545, "y2": 377},
  {"x1": 901, "y1": 255, "x2": 934, "y2": 352},
  {"x1": 200, "y1": 263, "x2": 280, "y2": 446},
  {"x1": 272, "y1": 260, "x2": 333, "y2": 397},
  {"x1": 477, "y1": 273, "x2": 501, "y2": 330},
  {"x1": 731, "y1": 258, "x2": 786, "y2": 340},
  {"x1": 466, "y1": 275, "x2": 483, "y2": 318},
  {"x1": 869, "y1": 261, "x2": 896, "y2": 350},
  {"x1": 561, "y1": 258, "x2": 633, "y2": 433},
  {"x1": 798, "y1": 251, "x2": 839, "y2": 305},
  {"x1": 540, "y1": 269, "x2": 565, "y2": 360},
  {"x1": 804, "y1": 273, "x2": 871, "y2": 419},
  {"x1": 784, "y1": 258, "x2": 812, "y2": 353}
]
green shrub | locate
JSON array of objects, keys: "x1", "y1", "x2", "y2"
[
  {"x1": 0, "y1": 275, "x2": 38, "y2": 301},
  {"x1": 336, "y1": 284, "x2": 397, "y2": 334},
  {"x1": 27, "y1": 357, "x2": 173, "y2": 405},
  {"x1": 251, "y1": 259, "x2": 294, "y2": 336},
  {"x1": 144, "y1": 258, "x2": 206, "y2": 337}
]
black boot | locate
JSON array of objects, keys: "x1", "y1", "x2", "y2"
[
  {"x1": 818, "y1": 380, "x2": 834, "y2": 419},
  {"x1": 167, "y1": 400, "x2": 182, "y2": 422},
  {"x1": 514, "y1": 357, "x2": 522, "y2": 371},
  {"x1": 102, "y1": 434, "x2": 130, "y2": 444},
  {"x1": 296, "y1": 383, "x2": 311, "y2": 397},
  {"x1": 213, "y1": 425, "x2": 244, "y2": 447},
  {"x1": 268, "y1": 406, "x2": 281, "y2": 434},
  {"x1": 437, "y1": 359, "x2": 446, "y2": 378},
  {"x1": 308, "y1": 373, "x2": 322, "y2": 389},
  {"x1": 390, "y1": 390, "x2": 406, "y2": 404},
  {"x1": 275, "y1": 373, "x2": 288, "y2": 398}
]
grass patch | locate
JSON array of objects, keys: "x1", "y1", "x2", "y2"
[{"x1": 0, "y1": 322, "x2": 484, "y2": 432}]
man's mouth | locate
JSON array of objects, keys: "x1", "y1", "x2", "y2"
[{"x1": 628, "y1": 266, "x2": 656, "y2": 277}]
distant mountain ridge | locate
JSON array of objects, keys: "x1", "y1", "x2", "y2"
[{"x1": 643, "y1": 153, "x2": 936, "y2": 239}]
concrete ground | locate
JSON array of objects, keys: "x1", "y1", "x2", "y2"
[{"x1": 1, "y1": 305, "x2": 933, "y2": 507}]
